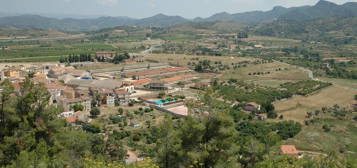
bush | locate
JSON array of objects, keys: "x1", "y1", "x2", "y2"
[
  {"x1": 90, "y1": 108, "x2": 101, "y2": 118},
  {"x1": 132, "y1": 134, "x2": 141, "y2": 141},
  {"x1": 72, "y1": 104, "x2": 84, "y2": 112},
  {"x1": 322, "y1": 124, "x2": 331, "y2": 132},
  {"x1": 118, "y1": 108, "x2": 124, "y2": 115},
  {"x1": 273, "y1": 121, "x2": 302, "y2": 140}
]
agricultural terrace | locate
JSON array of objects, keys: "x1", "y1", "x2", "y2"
[
  {"x1": 221, "y1": 61, "x2": 309, "y2": 87},
  {"x1": 144, "y1": 54, "x2": 258, "y2": 66},
  {"x1": 274, "y1": 86, "x2": 357, "y2": 123}
]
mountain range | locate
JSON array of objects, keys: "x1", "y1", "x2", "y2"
[{"x1": 0, "y1": 0, "x2": 357, "y2": 31}]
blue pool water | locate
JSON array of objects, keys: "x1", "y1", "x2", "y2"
[{"x1": 148, "y1": 99, "x2": 177, "y2": 105}]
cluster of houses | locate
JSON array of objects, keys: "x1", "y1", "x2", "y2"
[{"x1": 0, "y1": 55, "x2": 206, "y2": 122}]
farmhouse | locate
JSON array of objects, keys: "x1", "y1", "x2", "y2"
[
  {"x1": 244, "y1": 102, "x2": 261, "y2": 112},
  {"x1": 131, "y1": 78, "x2": 152, "y2": 86},
  {"x1": 96, "y1": 51, "x2": 116, "y2": 61},
  {"x1": 58, "y1": 96, "x2": 92, "y2": 112},
  {"x1": 48, "y1": 66, "x2": 75, "y2": 78},
  {"x1": 2, "y1": 68, "x2": 26, "y2": 79}
]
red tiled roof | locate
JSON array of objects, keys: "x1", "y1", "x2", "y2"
[
  {"x1": 33, "y1": 73, "x2": 46, "y2": 78},
  {"x1": 116, "y1": 90, "x2": 129, "y2": 95},
  {"x1": 66, "y1": 116, "x2": 78, "y2": 123},
  {"x1": 160, "y1": 74, "x2": 195, "y2": 83},
  {"x1": 131, "y1": 78, "x2": 151, "y2": 86},
  {"x1": 45, "y1": 83, "x2": 66, "y2": 90},
  {"x1": 280, "y1": 145, "x2": 298, "y2": 156},
  {"x1": 126, "y1": 67, "x2": 190, "y2": 77},
  {"x1": 51, "y1": 66, "x2": 75, "y2": 72}
]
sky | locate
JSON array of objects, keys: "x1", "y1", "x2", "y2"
[{"x1": 1, "y1": 0, "x2": 357, "y2": 19}]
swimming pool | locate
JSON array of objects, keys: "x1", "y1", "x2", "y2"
[{"x1": 148, "y1": 99, "x2": 177, "y2": 105}]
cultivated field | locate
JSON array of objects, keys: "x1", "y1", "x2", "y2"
[
  {"x1": 144, "y1": 54, "x2": 258, "y2": 66},
  {"x1": 242, "y1": 35, "x2": 301, "y2": 47},
  {"x1": 274, "y1": 86, "x2": 357, "y2": 123},
  {"x1": 221, "y1": 62, "x2": 309, "y2": 87},
  {"x1": 320, "y1": 77, "x2": 357, "y2": 89}
]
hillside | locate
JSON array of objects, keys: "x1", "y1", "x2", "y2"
[
  {"x1": 279, "y1": 0, "x2": 357, "y2": 21},
  {"x1": 168, "y1": 21, "x2": 247, "y2": 33},
  {"x1": 0, "y1": 14, "x2": 188, "y2": 31},
  {"x1": 254, "y1": 17, "x2": 357, "y2": 44}
]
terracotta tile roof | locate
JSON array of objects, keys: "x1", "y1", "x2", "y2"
[
  {"x1": 33, "y1": 73, "x2": 46, "y2": 78},
  {"x1": 66, "y1": 116, "x2": 78, "y2": 123},
  {"x1": 45, "y1": 83, "x2": 66, "y2": 90},
  {"x1": 160, "y1": 74, "x2": 195, "y2": 83},
  {"x1": 51, "y1": 66, "x2": 75, "y2": 72},
  {"x1": 280, "y1": 145, "x2": 298, "y2": 156},
  {"x1": 115, "y1": 90, "x2": 129, "y2": 95},
  {"x1": 131, "y1": 78, "x2": 151, "y2": 86},
  {"x1": 126, "y1": 67, "x2": 190, "y2": 77}
]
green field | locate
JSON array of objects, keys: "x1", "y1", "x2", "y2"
[{"x1": 0, "y1": 42, "x2": 118, "y2": 62}]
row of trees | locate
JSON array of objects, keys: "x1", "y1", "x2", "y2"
[{"x1": 59, "y1": 53, "x2": 93, "y2": 63}]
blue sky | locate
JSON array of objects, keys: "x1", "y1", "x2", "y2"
[{"x1": 2, "y1": 0, "x2": 357, "y2": 18}]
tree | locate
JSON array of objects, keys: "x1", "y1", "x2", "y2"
[
  {"x1": 155, "y1": 117, "x2": 182, "y2": 168},
  {"x1": 273, "y1": 121, "x2": 302, "y2": 140},
  {"x1": 105, "y1": 137, "x2": 126, "y2": 162},
  {"x1": 0, "y1": 79, "x2": 14, "y2": 137},
  {"x1": 158, "y1": 92, "x2": 166, "y2": 99},
  {"x1": 72, "y1": 104, "x2": 84, "y2": 112},
  {"x1": 156, "y1": 111, "x2": 241, "y2": 168},
  {"x1": 90, "y1": 108, "x2": 101, "y2": 118},
  {"x1": 118, "y1": 108, "x2": 124, "y2": 115}
]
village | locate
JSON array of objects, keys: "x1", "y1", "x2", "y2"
[{"x1": 0, "y1": 51, "x2": 213, "y2": 122}]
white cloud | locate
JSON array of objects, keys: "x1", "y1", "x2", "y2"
[{"x1": 96, "y1": 0, "x2": 119, "y2": 5}]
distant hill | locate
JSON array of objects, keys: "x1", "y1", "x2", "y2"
[
  {"x1": 198, "y1": 0, "x2": 357, "y2": 24},
  {"x1": 254, "y1": 17, "x2": 357, "y2": 44},
  {"x1": 0, "y1": 14, "x2": 188, "y2": 31},
  {"x1": 0, "y1": 0, "x2": 357, "y2": 31},
  {"x1": 278, "y1": 0, "x2": 357, "y2": 21},
  {"x1": 135, "y1": 14, "x2": 188, "y2": 27},
  {"x1": 169, "y1": 21, "x2": 247, "y2": 33}
]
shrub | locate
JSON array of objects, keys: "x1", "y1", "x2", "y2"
[
  {"x1": 72, "y1": 104, "x2": 84, "y2": 112},
  {"x1": 90, "y1": 108, "x2": 101, "y2": 118},
  {"x1": 322, "y1": 124, "x2": 331, "y2": 132}
]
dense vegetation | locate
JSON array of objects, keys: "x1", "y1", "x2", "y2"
[{"x1": 0, "y1": 78, "x2": 157, "y2": 167}]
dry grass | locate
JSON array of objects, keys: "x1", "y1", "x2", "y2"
[
  {"x1": 320, "y1": 77, "x2": 357, "y2": 89},
  {"x1": 221, "y1": 62, "x2": 309, "y2": 87},
  {"x1": 274, "y1": 86, "x2": 357, "y2": 123}
]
